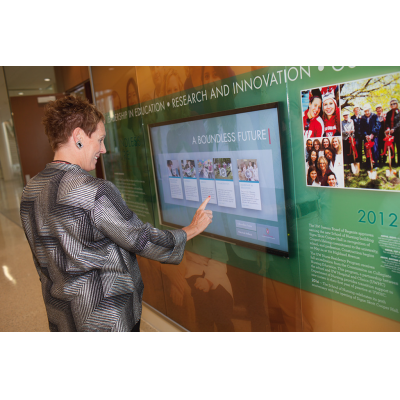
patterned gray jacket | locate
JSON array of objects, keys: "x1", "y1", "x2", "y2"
[{"x1": 20, "y1": 163, "x2": 187, "y2": 332}]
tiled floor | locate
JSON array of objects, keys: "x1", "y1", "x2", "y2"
[
  {"x1": 0, "y1": 211, "x2": 49, "y2": 331},
  {"x1": 0, "y1": 177, "x2": 158, "y2": 332}
]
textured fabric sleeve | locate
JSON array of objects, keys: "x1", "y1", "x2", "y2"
[{"x1": 93, "y1": 181, "x2": 187, "y2": 264}]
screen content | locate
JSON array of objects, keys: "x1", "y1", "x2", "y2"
[{"x1": 148, "y1": 103, "x2": 289, "y2": 256}]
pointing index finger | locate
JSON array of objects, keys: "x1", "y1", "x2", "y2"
[{"x1": 198, "y1": 196, "x2": 211, "y2": 210}]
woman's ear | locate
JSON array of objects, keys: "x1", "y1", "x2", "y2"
[
  {"x1": 72, "y1": 127, "x2": 84, "y2": 143},
  {"x1": 72, "y1": 127, "x2": 85, "y2": 147}
]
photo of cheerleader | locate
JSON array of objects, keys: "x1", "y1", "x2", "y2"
[
  {"x1": 198, "y1": 159, "x2": 214, "y2": 179},
  {"x1": 301, "y1": 88, "x2": 324, "y2": 138},
  {"x1": 321, "y1": 85, "x2": 341, "y2": 137},
  {"x1": 181, "y1": 160, "x2": 196, "y2": 178},
  {"x1": 237, "y1": 159, "x2": 259, "y2": 182}
]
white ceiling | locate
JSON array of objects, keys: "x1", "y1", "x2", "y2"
[{"x1": 3, "y1": 66, "x2": 57, "y2": 97}]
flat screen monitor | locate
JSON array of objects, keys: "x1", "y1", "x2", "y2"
[{"x1": 148, "y1": 103, "x2": 289, "y2": 257}]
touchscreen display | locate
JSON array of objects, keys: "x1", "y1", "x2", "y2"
[{"x1": 148, "y1": 103, "x2": 289, "y2": 256}]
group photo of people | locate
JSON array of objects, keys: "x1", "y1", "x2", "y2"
[
  {"x1": 213, "y1": 158, "x2": 233, "y2": 180},
  {"x1": 198, "y1": 159, "x2": 215, "y2": 179},
  {"x1": 181, "y1": 160, "x2": 196, "y2": 178},
  {"x1": 237, "y1": 159, "x2": 259, "y2": 182},
  {"x1": 339, "y1": 73, "x2": 400, "y2": 190},
  {"x1": 302, "y1": 72, "x2": 400, "y2": 190},
  {"x1": 304, "y1": 136, "x2": 344, "y2": 187}
]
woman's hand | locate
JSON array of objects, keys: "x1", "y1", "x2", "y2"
[{"x1": 182, "y1": 196, "x2": 213, "y2": 240}]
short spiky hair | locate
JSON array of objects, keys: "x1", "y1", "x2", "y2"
[{"x1": 43, "y1": 95, "x2": 105, "y2": 151}]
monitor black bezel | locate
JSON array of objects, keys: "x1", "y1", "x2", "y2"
[{"x1": 147, "y1": 102, "x2": 289, "y2": 258}]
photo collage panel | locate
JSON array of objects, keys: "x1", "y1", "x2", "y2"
[{"x1": 301, "y1": 72, "x2": 400, "y2": 190}]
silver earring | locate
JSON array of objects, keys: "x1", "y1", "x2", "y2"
[{"x1": 76, "y1": 141, "x2": 83, "y2": 149}]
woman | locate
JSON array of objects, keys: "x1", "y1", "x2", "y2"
[
  {"x1": 317, "y1": 156, "x2": 333, "y2": 186},
  {"x1": 331, "y1": 137, "x2": 342, "y2": 156},
  {"x1": 307, "y1": 166, "x2": 321, "y2": 186},
  {"x1": 126, "y1": 77, "x2": 139, "y2": 107},
  {"x1": 165, "y1": 68, "x2": 184, "y2": 95},
  {"x1": 321, "y1": 85, "x2": 341, "y2": 137},
  {"x1": 313, "y1": 139, "x2": 324, "y2": 158},
  {"x1": 322, "y1": 137, "x2": 331, "y2": 151},
  {"x1": 303, "y1": 89, "x2": 324, "y2": 138},
  {"x1": 306, "y1": 150, "x2": 318, "y2": 171},
  {"x1": 19, "y1": 96, "x2": 212, "y2": 332},
  {"x1": 324, "y1": 148, "x2": 336, "y2": 169},
  {"x1": 331, "y1": 137, "x2": 344, "y2": 184},
  {"x1": 202, "y1": 66, "x2": 234, "y2": 86},
  {"x1": 325, "y1": 147, "x2": 343, "y2": 187}
]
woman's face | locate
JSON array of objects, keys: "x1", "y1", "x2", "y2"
[
  {"x1": 319, "y1": 160, "x2": 327, "y2": 171},
  {"x1": 309, "y1": 98, "x2": 321, "y2": 118},
  {"x1": 203, "y1": 67, "x2": 220, "y2": 85},
  {"x1": 150, "y1": 66, "x2": 164, "y2": 87},
  {"x1": 332, "y1": 138, "x2": 339, "y2": 149},
  {"x1": 323, "y1": 99, "x2": 336, "y2": 116},
  {"x1": 310, "y1": 170, "x2": 317, "y2": 181},
  {"x1": 323, "y1": 138, "x2": 330, "y2": 148},
  {"x1": 311, "y1": 151, "x2": 317, "y2": 162},
  {"x1": 166, "y1": 75, "x2": 180, "y2": 95},
  {"x1": 127, "y1": 82, "x2": 138, "y2": 107},
  {"x1": 314, "y1": 141, "x2": 320, "y2": 150},
  {"x1": 325, "y1": 150, "x2": 333, "y2": 161},
  {"x1": 79, "y1": 122, "x2": 107, "y2": 172}
]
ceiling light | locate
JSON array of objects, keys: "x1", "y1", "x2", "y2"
[
  {"x1": 44, "y1": 78, "x2": 50, "y2": 81},
  {"x1": 18, "y1": 92, "x2": 23, "y2": 95},
  {"x1": 109, "y1": 68, "x2": 114, "y2": 71}
]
